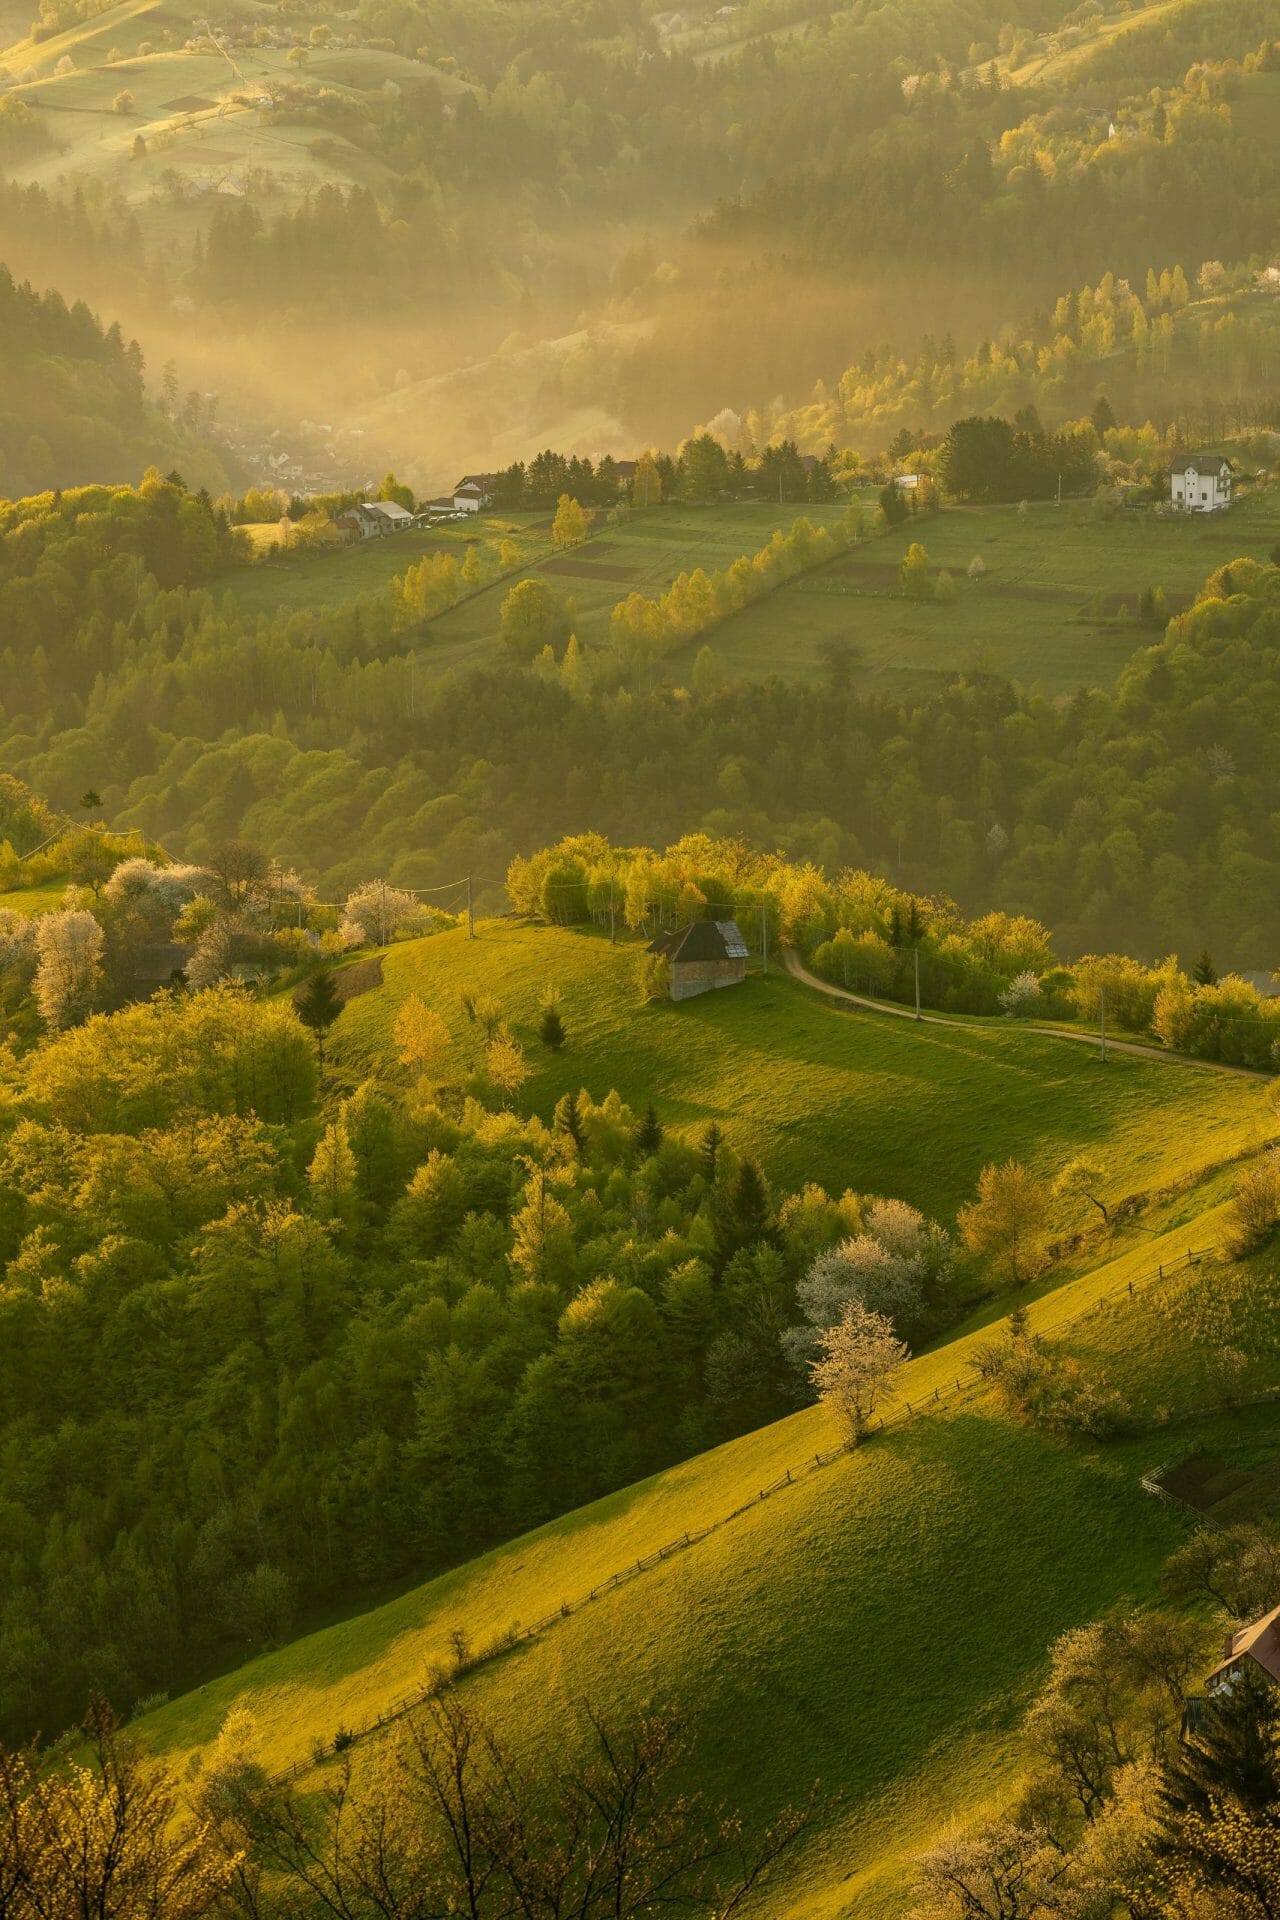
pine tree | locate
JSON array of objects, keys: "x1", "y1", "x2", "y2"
[
  {"x1": 1192, "y1": 950, "x2": 1218, "y2": 986},
  {"x1": 539, "y1": 1002, "x2": 566, "y2": 1051},
  {"x1": 295, "y1": 973, "x2": 342, "y2": 1060},
  {"x1": 1160, "y1": 1669, "x2": 1280, "y2": 1828},
  {"x1": 699, "y1": 1121, "x2": 723, "y2": 1183},
  {"x1": 554, "y1": 1089, "x2": 584, "y2": 1152},
  {"x1": 633, "y1": 1102, "x2": 663, "y2": 1157},
  {"x1": 719, "y1": 1158, "x2": 772, "y2": 1259}
]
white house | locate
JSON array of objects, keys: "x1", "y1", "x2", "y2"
[
  {"x1": 337, "y1": 500, "x2": 415, "y2": 540},
  {"x1": 453, "y1": 475, "x2": 493, "y2": 513},
  {"x1": 1171, "y1": 455, "x2": 1232, "y2": 513}
]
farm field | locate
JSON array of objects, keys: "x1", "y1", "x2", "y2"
[
  {"x1": 134, "y1": 1206, "x2": 1262, "y2": 1918},
  {"x1": 225, "y1": 490, "x2": 1279, "y2": 700},
  {"x1": 687, "y1": 489, "x2": 1280, "y2": 694},
  {"x1": 224, "y1": 514, "x2": 550, "y2": 618},
  {"x1": 408, "y1": 500, "x2": 853, "y2": 655},
  {"x1": 224, "y1": 501, "x2": 851, "y2": 648},
  {"x1": 0, "y1": 0, "x2": 467, "y2": 242},
  {"x1": 329, "y1": 919, "x2": 1273, "y2": 1219}
]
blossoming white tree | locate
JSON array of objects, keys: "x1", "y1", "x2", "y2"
[{"x1": 810, "y1": 1301, "x2": 908, "y2": 1443}]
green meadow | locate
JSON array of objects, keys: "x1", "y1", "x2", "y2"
[
  {"x1": 136, "y1": 1205, "x2": 1269, "y2": 1917},
  {"x1": 0, "y1": 880, "x2": 66, "y2": 916},
  {"x1": 689, "y1": 489, "x2": 1280, "y2": 694},
  {"x1": 224, "y1": 490, "x2": 1280, "y2": 702},
  {"x1": 331, "y1": 920, "x2": 1272, "y2": 1220}
]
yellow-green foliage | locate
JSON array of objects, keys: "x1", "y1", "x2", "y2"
[
  {"x1": 608, "y1": 514, "x2": 838, "y2": 660},
  {"x1": 19, "y1": 982, "x2": 316, "y2": 1129}
]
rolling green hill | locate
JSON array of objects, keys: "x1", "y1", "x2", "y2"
[
  {"x1": 676, "y1": 489, "x2": 1280, "y2": 694},
  {"x1": 222, "y1": 487, "x2": 1280, "y2": 701},
  {"x1": 134, "y1": 1204, "x2": 1274, "y2": 1917},
  {"x1": 330, "y1": 919, "x2": 1271, "y2": 1217}
]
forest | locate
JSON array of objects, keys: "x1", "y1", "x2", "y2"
[
  {"x1": 0, "y1": 269, "x2": 233, "y2": 499},
  {"x1": 0, "y1": 963, "x2": 972, "y2": 1740}
]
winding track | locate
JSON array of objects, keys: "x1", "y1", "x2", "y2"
[{"x1": 781, "y1": 947, "x2": 1267, "y2": 1080}]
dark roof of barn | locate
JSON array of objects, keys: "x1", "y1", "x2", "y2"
[
  {"x1": 647, "y1": 918, "x2": 748, "y2": 963},
  {"x1": 133, "y1": 943, "x2": 195, "y2": 979}
]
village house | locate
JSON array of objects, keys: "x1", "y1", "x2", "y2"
[
  {"x1": 1206, "y1": 1601, "x2": 1280, "y2": 1694},
  {"x1": 453, "y1": 475, "x2": 494, "y2": 513},
  {"x1": 647, "y1": 918, "x2": 749, "y2": 1001},
  {"x1": 336, "y1": 500, "x2": 416, "y2": 539},
  {"x1": 1170, "y1": 455, "x2": 1232, "y2": 513}
]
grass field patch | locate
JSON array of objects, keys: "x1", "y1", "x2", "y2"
[{"x1": 330, "y1": 920, "x2": 1273, "y2": 1220}]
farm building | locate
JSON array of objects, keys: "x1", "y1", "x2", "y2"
[
  {"x1": 1170, "y1": 455, "x2": 1232, "y2": 513},
  {"x1": 648, "y1": 919, "x2": 749, "y2": 1001},
  {"x1": 1207, "y1": 1601, "x2": 1280, "y2": 1693},
  {"x1": 337, "y1": 501, "x2": 416, "y2": 539},
  {"x1": 453, "y1": 475, "x2": 494, "y2": 512}
]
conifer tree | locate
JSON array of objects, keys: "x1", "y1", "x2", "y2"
[{"x1": 295, "y1": 967, "x2": 341, "y2": 1072}]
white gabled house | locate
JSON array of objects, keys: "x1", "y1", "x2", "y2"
[
  {"x1": 453, "y1": 475, "x2": 493, "y2": 513},
  {"x1": 1170, "y1": 455, "x2": 1232, "y2": 513},
  {"x1": 335, "y1": 500, "x2": 416, "y2": 540}
]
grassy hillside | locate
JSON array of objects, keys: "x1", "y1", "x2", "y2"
[
  {"x1": 224, "y1": 489, "x2": 1280, "y2": 701},
  {"x1": 0, "y1": 880, "x2": 64, "y2": 917},
  {"x1": 135, "y1": 1208, "x2": 1269, "y2": 1917},
  {"x1": 0, "y1": 0, "x2": 453, "y2": 241},
  {"x1": 223, "y1": 500, "x2": 852, "y2": 641},
  {"x1": 688, "y1": 489, "x2": 1280, "y2": 694},
  {"x1": 330, "y1": 920, "x2": 1272, "y2": 1218}
]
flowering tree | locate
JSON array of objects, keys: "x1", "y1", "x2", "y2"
[
  {"x1": 784, "y1": 1198, "x2": 950, "y2": 1378},
  {"x1": 810, "y1": 1301, "x2": 908, "y2": 1443},
  {"x1": 33, "y1": 908, "x2": 103, "y2": 1028},
  {"x1": 341, "y1": 881, "x2": 425, "y2": 948}
]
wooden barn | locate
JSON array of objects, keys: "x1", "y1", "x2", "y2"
[{"x1": 647, "y1": 918, "x2": 749, "y2": 1001}]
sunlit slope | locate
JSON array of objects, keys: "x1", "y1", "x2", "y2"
[
  {"x1": 0, "y1": 0, "x2": 454, "y2": 235},
  {"x1": 135, "y1": 1215, "x2": 1228, "y2": 1916},
  {"x1": 330, "y1": 920, "x2": 1271, "y2": 1215}
]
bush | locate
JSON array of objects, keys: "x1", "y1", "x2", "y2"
[
  {"x1": 637, "y1": 952, "x2": 670, "y2": 1003},
  {"x1": 999, "y1": 970, "x2": 1043, "y2": 1017},
  {"x1": 1225, "y1": 1151, "x2": 1280, "y2": 1256}
]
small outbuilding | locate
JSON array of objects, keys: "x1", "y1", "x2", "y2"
[{"x1": 647, "y1": 918, "x2": 748, "y2": 1001}]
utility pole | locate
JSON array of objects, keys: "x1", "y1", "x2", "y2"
[
  {"x1": 760, "y1": 902, "x2": 769, "y2": 975},
  {"x1": 380, "y1": 876, "x2": 388, "y2": 946},
  {"x1": 1056, "y1": 471, "x2": 1062, "y2": 507},
  {"x1": 466, "y1": 872, "x2": 474, "y2": 940},
  {"x1": 1100, "y1": 982, "x2": 1108, "y2": 1063},
  {"x1": 914, "y1": 946, "x2": 921, "y2": 1020},
  {"x1": 609, "y1": 877, "x2": 616, "y2": 944}
]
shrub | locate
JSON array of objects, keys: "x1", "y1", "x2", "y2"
[
  {"x1": 1225, "y1": 1151, "x2": 1280, "y2": 1256},
  {"x1": 637, "y1": 952, "x2": 670, "y2": 1003},
  {"x1": 999, "y1": 969, "x2": 1043, "y2": 1016}
]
